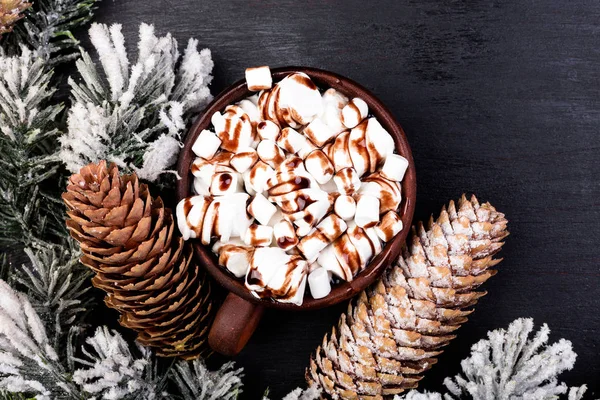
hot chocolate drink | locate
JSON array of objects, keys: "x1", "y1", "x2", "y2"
[{"x1": 177, "y1": 66, "x2": 409, "y2": 305}]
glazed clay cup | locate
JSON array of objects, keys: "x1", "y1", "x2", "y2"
[{"x1": 177, "y1": 67, "x2": 416, "y2": 356}]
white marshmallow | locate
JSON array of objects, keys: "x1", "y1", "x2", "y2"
[
  {"x1": 381, "y1": 154, "x2": 409, "y2": 182},
  {"x1": 355, "y1": 195, "x2": 380, "y2": 228},
  {"x1": 375, "y1": 211, "x2": 403, "y2": 242},
  {"x1": 342, "y1": 98, "x2": 369, "y2": 129},
  {"x1": 243, "y1": 160, "x2": 275, "y2": 194},
  {"x1": 245, "y1": 66, "x2": 273, "y2": 91},
  {"x1": 247, "y1": 193, "x2": 277, "y2": 225},
  {"x1": 333, "y1": 167, "x2": 361, "y2": 195},
  {"x1": 345, "y1": 222, "x2": 375, "y2": 267},
  {"x1": 215, "y1": 107, "x2": 255, "y2": 153},
  {"x1": 191, "y1": 157, "x2": 216, "y2": 182},
  {"x1": 334, "y1": 195, "x2": 356, "y2": 221},
  {"x1": 244, "y1": 224, "x2": 273, "y2": 247},
  {"x1": 329, "y1": 131, "x2": 353, "y2": 171},
  {"x1": 277, "y1": 72, "x2": 323, "y2": 127},
  {"x1": 211, "y1": 111, "x2": 225, "y2": 132},
  {"x1": 220, "y1": 193, "x2": 252, "y2": 242},
  {"x1": 269, "y1": 188, "x2": 328, "y2": 214},
  {"x1": 320, "y1": 89, "x2": 349, "y2": 134},
  {"x1": 289, "y1": 199, "x2": 331, "y2": 236},
  {"x1": 257, "y1": 120, "x2": 280, "y2": 141},
  {"x1": 318, "y1": 178, "x2": 338, "y2": 194},
  {"x1": 218, "y1": 244, "x2": 254, "y2": 278},
  {"x1": 304, "y1": 118, "x2": 336, "y2": 147},
  {"x1": 365, "y1": 227, "x2": 383, "y2": 254},
  {"x1": 274, "y1": 259, "x2": 308, "y2": 305},
  {"x1": 308, "y1": 261, "x2": 321, "y2": 273},
  {"x1": 365, "y1": 117, "x2": 394, "y2": 171},
  {"x1": 176, "y1": 196, "x2": 209, "y2": 240},
  {"x1": 361, "y1": 172, "x2": 402, "y2": 213},
  {"x1": 267, "y1": 156, "x2": 313, "y2": 191},
  {"x1": 246, "y1": 247, "x2": 290, "y2": 292},
  {"x1": 237, "y1": 99, "x2": 261, "y2": 122},
  {"x1": 193, "y1": 176, "x2": 210, "y2": 196},
  {"x1": 308, "y1": 267, "x2": 331, "y2": 299},
  {"x1": 297, "y1": 138, "x2": 318, "y2": 159},
  {"x1": 317, "y1": 244, "x2": 351, "y2": 281},
  {"x1": 298, "y1": 214, "x2": 347, "y2": 262},
  {"x1": 209, "y1": 171, "x2": 243, "y2": 195},
  {"x1": 331, "y1": 234, "x2": 362, "y2": 277},
  {"x1": 230, "y1": 148, "x2": 258, "y2": 173},
  {"x1": 277, "y1": 127, "x2": 308, "y2": 154},
  {"x1": 273, "y1": 220, "x2": 299, "y2": 250},
  {"x1": 212, "y1": 238, "x2": 246, "y2": 253},
  {"x1": 201, "y1": 199, "x2": 220, "y2": 245},
  {"x1": 322, "y1": 88, "x2": 349, "y2": 110},
  {"x1": 304, "y1": 150, "x2": 334, "y2": 185},
  {"x1": 257, "y1": 140, "x2": 285, "y2": 169},
  {"x1": 321, "y1": 105, "x2": 346, "y2": 135},
  {"x1": 348, "y1": 121, "x2": 369, "y2": 177},
  {"x1": 192, "y1": 129, "x2": 221, "y2": 160}
]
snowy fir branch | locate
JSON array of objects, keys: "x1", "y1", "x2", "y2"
[
  {"x1": 60, "y1": 22, "x2": 214, "y2": 182},
  {"x1": 0, "y1": 46, "x2": 65, "y2": 247},
  {"x1": 17, "y1": 242, "x2": 93, "y2": 355},
  {"x1": 0, "y1": 280, "x2": 80, "y2": 399},
  {"x1": 169, "y1": 359, "x2": 244, "y2": 400},
  {"x1": 263, "y1": 385, "x2": 322, "y2": 400},
  {"x1": 1, "y1": 0, "x2": 99, "y2": 65},
  {"x1": 72, "y1": 326, "x2": 166, "y2": 400},
  {"x1": 397, "y1": 318, "x2": 589, "y2": 400}
]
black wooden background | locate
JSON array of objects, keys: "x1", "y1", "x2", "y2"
[{"x1": 85, "y1": 1, "x2": 600, "y2": 398}]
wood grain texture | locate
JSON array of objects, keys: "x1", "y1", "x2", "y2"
[{"x1": 82, "y1": 0, "x2": 600, "y2": 398}]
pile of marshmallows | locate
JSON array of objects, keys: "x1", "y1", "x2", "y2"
[{"x1": 176, "y1": 66, "x2": 409, "y2": 305}]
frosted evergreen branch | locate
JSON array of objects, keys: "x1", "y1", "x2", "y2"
[
  {"x1": 16, "y1": 242, "x2": 93, "y2": 357},
  {"x1": 0, "y1": 280, "x2": 81, "y2": 399},
  {"x1": 0, "y1": 46, "x2": 65, "y2": 247},
  {"x1": 168, "y1": 359, "x2": 243, "y2": 400},
  {"x1": 396, "y1": 319, "x2": 589, "y2": 400},
  {"x1": 61, "y1": 22, "x2": 214, "y2": 182},
  {"x1": 1, "y1": 0, "x2": 99, "y2": 65},
  {"x1": 72, "y1": 326, "x2": 166, "y2": 400},
  {"x1": 262, "y1": 385, "x2": 322, "y2": 400}
]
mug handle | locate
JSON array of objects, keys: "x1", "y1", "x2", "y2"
[{"x1": 208, "y1": 292, "x2": 265, "y2": 356}]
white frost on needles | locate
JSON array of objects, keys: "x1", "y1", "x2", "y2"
[
  {"x1": 396, "y1": 318, "x2": 588, "y2": 400},
  {"x1": 60, "y1": 22, "x2": 213, "y2": 181},
  {"x1": 169, "y1": 359, "x2": 244, "y2": 400},
  {"x1": 0, "y1": 279, "x2": 59, "y2": 398},
  {"x1": 72, "y1": 326, "x2": 162, "y2": 400},
  {"x1": 0, "y1": 46, "x2": 62, "y2": 143}
]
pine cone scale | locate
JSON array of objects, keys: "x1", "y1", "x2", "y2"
[{"x1": 63, "y1": 161, "x2": 211, "y2": 358}]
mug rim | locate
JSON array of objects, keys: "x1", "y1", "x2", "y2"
[{"x1": 176, "y1": 66, "x2": 417, "y2": 311}]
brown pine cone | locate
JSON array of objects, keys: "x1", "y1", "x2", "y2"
[
  {"x1": 0, "y1": 0, "x2": 31, "y2": 37},
  {"x1": 307, "y1": 195, "x2": 508, "y2": 399},
  {"x1": 62, "y1": 161, "x2": 212, "y2": 359}
]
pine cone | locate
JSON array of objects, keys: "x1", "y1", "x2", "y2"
[
  {"x1": 0, "y1": 0, "x2": 31, "y2": 37},
  {"x1": 306, "y1": 195, "x2": 508, "y2": 399},
  {"x1": 62, "y1": 161, "x2": 212, "y2": 359}
]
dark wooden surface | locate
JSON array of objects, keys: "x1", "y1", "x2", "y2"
[{"x1": 87, "y1": 1, "x2": 600, "y2": 398}]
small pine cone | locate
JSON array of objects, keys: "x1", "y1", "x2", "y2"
[
  {"x1": 307, "y1": 195, "x2": 508, "y2": 399},
  {"x1": 0, "y1": 0, "x2": 31, "y2": 37},
  {"x1": 62, "y1": 161, "x2": 212, "y2": 359}
]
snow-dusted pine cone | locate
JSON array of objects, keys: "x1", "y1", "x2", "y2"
[
  {"x1": 62, "y1": 161, "x2": 212, "y2": 359},
  {"x1": 306, "y1": 195, "x2": 508, "y2": 399},
  {"x1": 0, "y1": 0, "x2": 31, "y2": 37}
]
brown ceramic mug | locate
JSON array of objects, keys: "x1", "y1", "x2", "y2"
[{"x1": 176, "y1": 66, "x2": 416, "y2": 356}]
